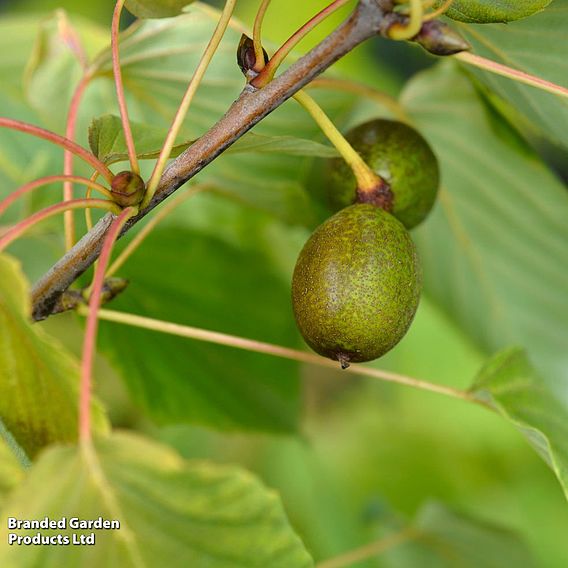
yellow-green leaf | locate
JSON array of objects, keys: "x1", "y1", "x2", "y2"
[
  {"x1": 0, "y1": 432, "x2": 313, "y2": 567},
  {"x1": 0, "y1": 427, "x2": 26, "y2": 510},
  {"x1": 0, "y1": 254, "x2": 109, "y2": 457}
]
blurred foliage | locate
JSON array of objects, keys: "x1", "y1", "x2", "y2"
[
  {"x1": 0, "y1": 1, "x2": 567, "y2": 567},
  {"x1": 0, "y1": 433, "x2": 314, "y2": 567},
  {"x1": 0, "y1": 255, "x2": 109, "y2": 457},
  {"x1": 456, "y1": 3, "x2": 568, "y2": 153},
  {"x1": 0, "y1": 0, "x2": 116, "y2": 25}
]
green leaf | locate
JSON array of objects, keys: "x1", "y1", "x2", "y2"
[
  {"x1": 469, "y1": 348, "x2": 568, "y2": 500},
  {"x1": 88, "y1": 114, "x2": 193, "y2": 164},
  {"x1": 438, "y1": 0, "x2": 553, "y2": 22},
  {"x1": 98, "y1": 226, "x2": 302, "y2": 433},
  {"x1": 230, "y1": 134, "x2": 338, "y2": 158},
  {"x1": 0, "y1": 254, "x2": 109, "y2": 457},
  {"x1": 402, "y1": 62, "x2": 568, "y2": 393},
  {"x1": 125, "y1": 0, "x2": 195, "y2": 19},
  {"x1": 88, "y1": 114, "x2": 338, "y2": 165},
  {"x1": 455, "y1": 0, "x2": 568, "y2": 149},
  {"x1": 0, "y1": 432, "x2": 313, "y2": 567},
  {"x1": 0, "y1": 427, "x2": 26, "y2": 510},
  {"x1": 384, "y1": 501, "x2": 537, "y2": 567}
]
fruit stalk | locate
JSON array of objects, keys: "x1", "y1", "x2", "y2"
[
  {"x1": 83, "y1": 307, "x2": 479, "y2": 404},
  {"x1": 388, "y1": 0, "x2": 424, "y2": 40},
  {"x1": 293, "y1": 90, "x2": 387, "y2": 198}
]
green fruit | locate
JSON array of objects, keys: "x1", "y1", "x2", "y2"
[
  {"x1": 329, "y1": 119, "x2": 439, "y2": 230},
  {"x1": 437, "y1": 0, "x2": 552, "y2": 23},
  {"x1": 292, "y1": 204, "x2": 421, "y2": 366}
]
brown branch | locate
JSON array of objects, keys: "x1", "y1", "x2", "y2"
[{"x1": 31, "y1": 0, "x2": 387, "y2": 321}]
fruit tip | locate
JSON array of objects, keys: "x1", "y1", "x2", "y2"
[{"x1": 337, "y1": 353, "x2": 351, "y2": 370}]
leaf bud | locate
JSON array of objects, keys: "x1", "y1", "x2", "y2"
[
  {"x1": 100, "y1": 278, "x2": 130, "y2": 305},
  {"x1": 110, "y1": 171, "x2": 146, "y2": 207},
  {"x1": 237, "y1": 34, "x2": 269, "y2": 80},
  {"x1": 414, "y1": 20, "x2": 471, "y2": 56}
]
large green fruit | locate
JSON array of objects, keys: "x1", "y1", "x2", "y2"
[
  {"x1": 292, "y1": 204, "x2": 421, "y2": 366},
  {"x1": 328, "y1": 119, "x2": 439, "y2": 230},
  {"x1": 437, "y1": 0, "x2": 552, "y2": 23}
]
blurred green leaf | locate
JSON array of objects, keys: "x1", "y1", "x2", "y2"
[
  {"x1": 384, "y1": 501, "x2": 536, "y2": 567},
  {"x1": 88, "y1": 114, "x2": 338, "y2": 165},
  {"x1": 439, "y1": 0, "x2": 553, "y2": 22},
  {"x1": 402, "y1": 62, "x2": 568, "y2": 393},
  {"x1": 470, "y1": 348, "x2": 568, "y2": 500},
  {"x1": 98, "y1": 226, "x2": 302, "y2": 433},
  {"x1": 0, "y1": 16, "x2": 75, "y2": 219},
  {"x1": 0, "y1": 15, "x2": 54, "y2": 92},
  {"x1": 23, "y1": 11, "x2": 109, "y2": 130},
  {"x1": 24, "y1": 11, "x2": 82, "y2": 129},
  {"x1": 0, "y1": 14, "x2": 112, "y2": 231},
  {"x1": 455, "y1": 0, "x2": 568, "y2": 149},
  {"x1": 125, "y1": 0, "x2": 195, "y2": 19},
  {"x1": 0, "y1": 254, "x2": 109, "y2": 457},
  {"x1": 0, "y1": 432, "x2": 313, "y2": 567},
  {"x1": 0, "y1": 91, "x2": 59, "y2": 218},
  {"x1": 0, "y1": 427, "x2": 26, "y2": 510}
]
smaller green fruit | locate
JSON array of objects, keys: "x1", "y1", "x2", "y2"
[
  {"x1": 292, "y1": 204, "x2": 421, "y2": 366},
  {"x1": 328, "y1": 119, "x2": 439, "y2": 229}
]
